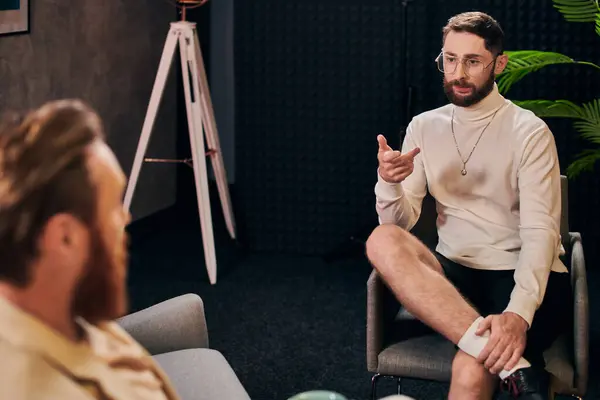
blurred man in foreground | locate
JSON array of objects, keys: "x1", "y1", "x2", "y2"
[{"x1": 0, "y1": 99, "x2": 180, "y2": 399}]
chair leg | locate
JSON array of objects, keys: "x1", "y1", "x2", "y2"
[
  {"x1": 397, "y1": 377, "x2": 402, "y2": 394},
  {"x1": 371, "y1": 373, "x2": 382, "y2": 400}
]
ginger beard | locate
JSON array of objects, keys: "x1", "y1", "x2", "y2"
[
  {"x1": 71, "y1": 223, "x2": 129, "y2": 324},
  {"x1": 443, "y1": 64, "x2": 496, "y2": 107}
]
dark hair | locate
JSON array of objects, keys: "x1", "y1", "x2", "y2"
[
  {"x1": 442, "y1": 11, "x2": 504, "y2": 55},
  {"x1": 0, "y1": 99, "x2": 104, "y2": 286}
]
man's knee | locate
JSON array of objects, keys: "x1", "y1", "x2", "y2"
[
  {"x1": 451, "y1": 350, "x2": 495, "y2": 393},
  {"x1": 365, "y1": 224, "x2": 440, "y2": 275},
  {"x1": 365, "y1": 224, "x2": 409, "y2": 265}
]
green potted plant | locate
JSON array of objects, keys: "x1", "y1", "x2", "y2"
[{"x1": 496, "y1": 0, "x2": 600, "y2": 178}]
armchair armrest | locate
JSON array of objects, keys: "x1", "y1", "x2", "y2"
[
  {"x1": 367, "y1": 270, "x2": 384, "y2": 372},
  {"x1": 117, "y1": 293, "x2": 209, "y2": 355},
  {"x1": 569, "y1": 232, "x2": 589, "y2": 394}
]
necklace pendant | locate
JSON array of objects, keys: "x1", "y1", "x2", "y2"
[{"x1": 461, "y1": 168, "x2": 467, "y2": 176}]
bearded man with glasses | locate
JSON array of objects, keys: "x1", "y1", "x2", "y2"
[{"x1": 367, "y1": 11, "x2": 570, "y2": 400}]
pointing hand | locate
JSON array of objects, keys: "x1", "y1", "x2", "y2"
[{"x1": 377, "y1": 134, "x2": 420, "y2": 184}]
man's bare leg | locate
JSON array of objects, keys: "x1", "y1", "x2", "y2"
[
  {"x1": 365, "y1": 223, "x2": 479, "y2": 344},
  {"x1": 449, "y1": 351, "x2": 497, "y2": 400}
]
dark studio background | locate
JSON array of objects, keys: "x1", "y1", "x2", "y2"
[
  {"x1": 1, "y1": 0, "x2": 599, "y2": 399},
  {"x1": 232, "y1": 0, "x2": 600, "y2": 262},
  {"x1": 177, "y1": 0, "x2": 600, "y2": 399}
]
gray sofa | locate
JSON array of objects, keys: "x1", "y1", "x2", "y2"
[{"x1": 117, "y1": 293, "x2": 251, "y2": 400}]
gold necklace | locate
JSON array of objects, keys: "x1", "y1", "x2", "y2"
[{"x1": 450, "y1": 107, "x2": 499, "y2": 176}]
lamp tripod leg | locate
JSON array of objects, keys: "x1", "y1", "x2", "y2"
[
  {"x1": 124, "y1": 26, "x2": 179, "y2": 212},
  {"x1": 192, "y1": 28, "x2": 237, "y2": 240},
  {"x1": 179, "y1": 27, "x2": 218, "y2": 285}
]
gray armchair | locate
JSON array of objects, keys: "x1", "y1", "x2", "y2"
[
  {"x1": 366, "y1": 176, "x2": 588, "y2": 400},
  {"x1": 117, "y1": 293, "x2": 251, "y2": 400}
]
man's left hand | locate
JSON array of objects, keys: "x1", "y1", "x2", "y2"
[{"x1": 475, "y1": 312, "x2": 528, "y2": 374}]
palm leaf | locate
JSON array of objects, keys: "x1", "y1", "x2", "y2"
[
  {"x1": 581, "y1": 97, "x2": 600, "y2": 123},
  {"x1": 514, "y1": 98, "x2": 600, "y2": 140},
  {"x1": 566, "y1": 148, "x2": 600, "y2": 178},
  {"x1": 551, "y1": 0, "x2": 600, "y2": 36},
  {"x1": 575, "y1": 121, "x2": 600, "y2": 145},
  {"x1": 574, "y1": 99, "x2": 600, "y2": 144},
  {"x1": 496, "y1": 51, "x2": 600, "y2": 94},
  {"x1": 511, "y1": 99, "x2": 585, "y2": 118},
  {"x1": 511, "y1": 98, "x2": 600, "y2": 176}
]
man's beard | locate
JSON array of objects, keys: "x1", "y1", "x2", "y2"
[
  {"x1": 72, "y1": 226, "x2": 129, "y2": 324},
  {"x1": 443, "y1": 70, "x2": 496, "y2": 107}
]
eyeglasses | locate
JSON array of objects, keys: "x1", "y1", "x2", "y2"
[{"x1": 435, "y1": 50, "x2": 496, "y2": 77}]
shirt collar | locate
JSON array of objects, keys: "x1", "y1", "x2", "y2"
[
  {"x1": 0, "y1": 296, "x2": 180, "y2": 399},
  {"x1": 0, "y1": 296, "x2": 100, "y2": 378},
  {"x1": 453, "y1": 82, "x2": 507, "y2": 122}
]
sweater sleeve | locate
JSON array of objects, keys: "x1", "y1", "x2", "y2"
[
  {"x1": 374, "y1": 123, "x2": 427, "y2": 230},
  {"x1": 503, "y1": 125, "x2": 562, "y2": 328}
]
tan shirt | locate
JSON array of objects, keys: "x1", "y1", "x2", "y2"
[
  {"x1": 0, "y1": 297, "x2": 181, "y2": 399},
  {"x1": 375, "y1": 83, "x2": 567, "y2": 327}
]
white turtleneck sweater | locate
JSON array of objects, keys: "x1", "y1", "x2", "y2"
[{"x1": 375, "y1": 84, "x2": 568, "y2": 327}]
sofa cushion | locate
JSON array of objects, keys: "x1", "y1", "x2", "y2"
[{"x1": 153, "y1": 348, "x2": 250, "y2": 400}]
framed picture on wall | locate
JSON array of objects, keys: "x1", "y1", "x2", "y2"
[{"x1": 0, "y1": 0, "x2": 29, "y2": 35}]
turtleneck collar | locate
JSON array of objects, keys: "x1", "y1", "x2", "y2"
[{"x1": 453, "y1": 82, "x2": 506, "y2": 122}]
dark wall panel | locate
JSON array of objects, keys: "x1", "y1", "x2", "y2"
[
  {"x1": 235, "y1": 0, "x2": 600, "y2": 263},
  {"x1": 235, "y1": 0, "x2": 407, "y2": 254},
  {"x1": 0, "y1": 0, "x2": 180, "y2": 220}
]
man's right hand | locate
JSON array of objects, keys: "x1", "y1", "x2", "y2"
[{"x1": 377, "y1": 134, "x2": 421, "y2": 184}]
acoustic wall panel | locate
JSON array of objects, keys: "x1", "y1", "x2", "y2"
[{"x1": 235, "y1": 0, "x2": 407, "y2": 254}]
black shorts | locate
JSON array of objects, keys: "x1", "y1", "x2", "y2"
[{"x1": 435, "y1": 251, "x2": 572, "y2": 367}]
